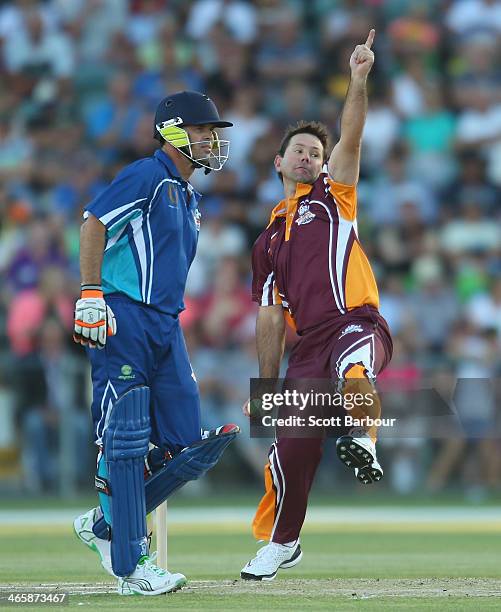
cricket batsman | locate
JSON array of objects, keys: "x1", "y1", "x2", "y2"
[
  {"x1": 71, "y1": 91, "x2": 238, "y2": 595},
  {"x1": 241, "y1": 30, "x2": 393, "y2": 580}
]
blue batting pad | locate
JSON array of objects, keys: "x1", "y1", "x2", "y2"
[
  {"x1": 94, "y1": 430, "x2": 238, "y2": 540},
  {"x1": 143, "y1": 430, "x2": 238, "y2": 511},
  {"x1": 93, "y1": 430, "x2": 237, "y2": 540},
  {"x1": 104, "y1": 386, "x2": 151, "y2": 577}
]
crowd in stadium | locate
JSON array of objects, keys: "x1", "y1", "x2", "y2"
[{"x1": 0, "y1": 0, "x2": 499, "y2": 500}]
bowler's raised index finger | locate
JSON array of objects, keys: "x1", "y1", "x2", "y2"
[{"x1": 365, "y1": 29, "x2": 375, "y2": 49}]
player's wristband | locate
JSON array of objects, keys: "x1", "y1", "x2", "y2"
[{"x1": 81, "y1": 284, "x2": 103, "y2": 299}]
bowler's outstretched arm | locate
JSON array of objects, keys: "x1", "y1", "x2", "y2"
[{"x1": 328, "y1": 29, "x2": 375, "y2": 186}]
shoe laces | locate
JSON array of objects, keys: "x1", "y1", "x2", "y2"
[{"x1": 139, "y1": 555, "x2": 165, "y2": 576}]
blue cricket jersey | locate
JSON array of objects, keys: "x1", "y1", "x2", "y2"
[{"x1": 84, "y1": 149, "x2": 202, "y2": 315}]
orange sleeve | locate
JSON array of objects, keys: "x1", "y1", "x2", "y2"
[
  {"x1": 327, "y1": 179, "x2": 357, "y2": 221},
  {"x1": 345, "y1": 241, "x2": 379, "y2": 311}
]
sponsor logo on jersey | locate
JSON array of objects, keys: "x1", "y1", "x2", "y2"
[
  {"x1": 339, "y1": 324, "x2": 363, "y2": 339},
  {"x1": 295, "y1": 203, "x2": 316, "y2": 226},
  {"x1": 119, "y1": 364, "x2": 136, "y2": 380}
]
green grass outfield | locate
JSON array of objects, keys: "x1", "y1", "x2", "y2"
[{"x1": 1, "y1": 511, "x2": 500, "y2": 610}]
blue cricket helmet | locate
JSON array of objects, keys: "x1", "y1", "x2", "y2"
[
  {"x1": 154, "y1": 91, "x2": 233, "y2": 138},
  {"x1": 154, "y1": 91, "x2": 232, "y2": 172}
]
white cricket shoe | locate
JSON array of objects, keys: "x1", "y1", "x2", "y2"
[
  {"x1": 240, "y1": 541, "x2": 302, "y2": 581},
  {"x1": 336, "y1": 431, "x2": 383, "y2": 484},
  {"x1": 73, "y1": 507, "x2": 114, "y2": 576},
  {"x1": 118, "y1": 555, "x2": 187, "y2": 595}
]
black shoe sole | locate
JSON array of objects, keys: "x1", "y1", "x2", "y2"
[
  {"x1": 337, "y1": 436, "x2": 383, "y2": 484},
  {"x1": 357, "y1": 464, "x2": 383, "y2": 484},
  {"x1": 336, "y1": 435, "x2": 374, "y2": 470}
]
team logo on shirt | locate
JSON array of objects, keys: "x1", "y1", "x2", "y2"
[
  {"x1": 193, "y1": 209, "x2": 201, "y2": 231},
  {"x1": 339, "y1": 324, "x2": 363, "y2": 339},
  {"x1": 167, "y1": 184, "x2": 179, "y2": 207},
  {"x1": 295, "y1": 203, "x2": 316, "y2": 226}
]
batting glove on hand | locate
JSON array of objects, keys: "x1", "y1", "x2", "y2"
[{"x1": 74, "y1": 285, "x2": 117, "y2": 349}]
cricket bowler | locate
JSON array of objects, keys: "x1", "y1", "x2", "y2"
[{"x1": 241, "y1": 30, "x2": 393, "y2": 580}]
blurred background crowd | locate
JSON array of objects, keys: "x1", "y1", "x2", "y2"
[{"x1": 0, "y1": 0, "x2": 500, "y2": 502}]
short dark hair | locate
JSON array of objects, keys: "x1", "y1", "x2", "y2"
[
  {"x1": 278, "y1": 120, "x2": 331, "y2": 162},
  {"x1": 277, "y1": 120, "x2": 331, "y2": 182}
]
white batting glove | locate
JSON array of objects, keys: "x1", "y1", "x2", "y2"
[{"x1": 73, "y1": 285, "x2": 117, "y2": 349}]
